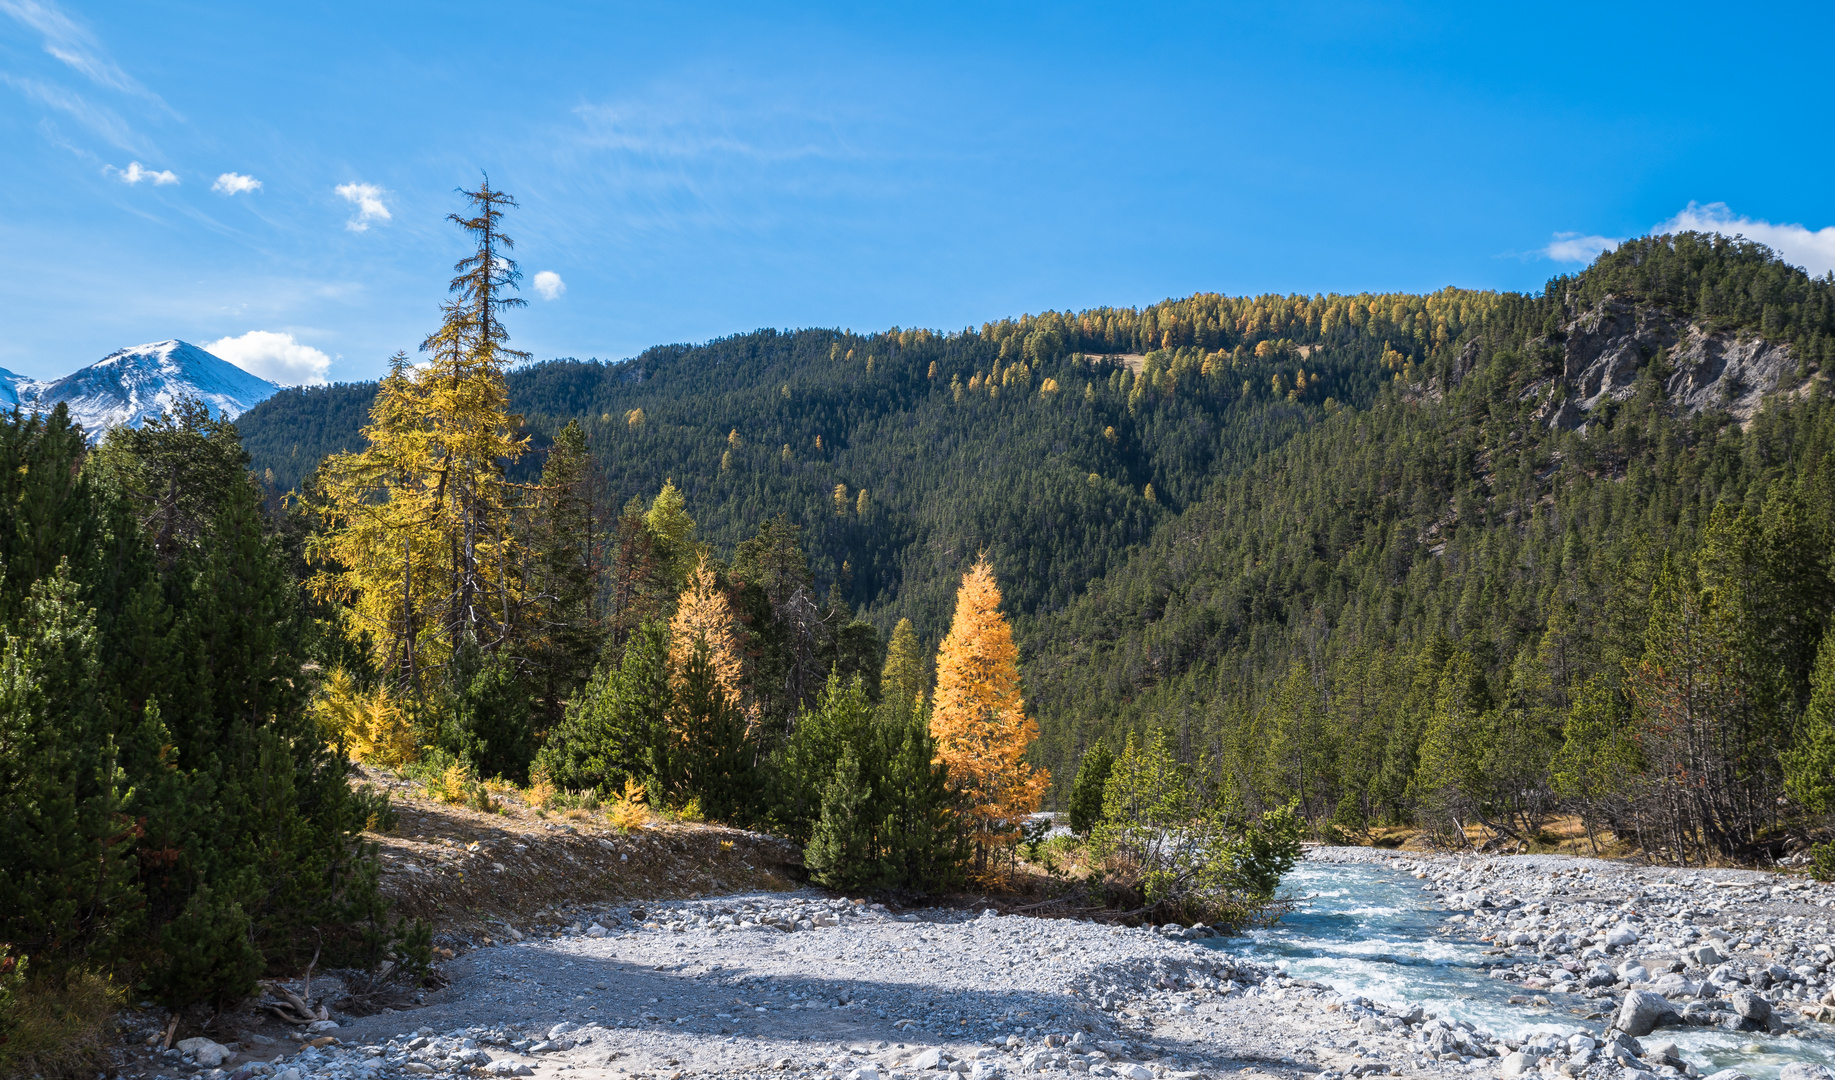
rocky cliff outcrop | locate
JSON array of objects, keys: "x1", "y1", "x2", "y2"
[{"x1": 1530, "y1": 299, "x2": 1800, "y2": 429}]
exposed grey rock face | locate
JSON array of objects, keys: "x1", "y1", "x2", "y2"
[
  {"x1": 1663, "y1": 324, "x2": 1798, "y2": 419},
  {"x1": 1515, "y1": 299, "x2": 1800, "y2": 429}
]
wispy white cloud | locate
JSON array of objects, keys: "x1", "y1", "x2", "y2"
[
  {"x1": 0, "y1": 0, "x2": 171, "y2": 110},
  {"x1": 533, "y1": 270, "x2": 566, "y2": 300},
  {"x1": 108, "y1": 160, "x2": 177, "y2": 185},
  {"x1": 335, "y1": 182, "x2": 390, "y2": 232},
  {"x1": 1542, "y1": 232, "x2": 1619, "y2": 264},
  {"x1": 203, "y1": 330, "x2": 331, "y2": 386},
  {"x1": 0, "y1": 72, "x2": 147, "y2": 153},
  {"x1": 546, "y1": 84, "x2": 906, "y2": 251},
  {"x1": 212, "y1": 172, "x2": 260, "y2": 195},
  {"x1": 574, "y1": 103, "x2": 824, "y2": 162},
  {"x1": 1656, "y1": 202, "x2": 1835, "y2": 278},
  {"x1": 213, "y1": 171, "x2": 264, "y2": 194}
]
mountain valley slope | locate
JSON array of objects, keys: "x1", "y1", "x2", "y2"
[{"x1": 230, "y1": 234, "x2": 1835, "y2": 805}]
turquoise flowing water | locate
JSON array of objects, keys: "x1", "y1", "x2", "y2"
[{"x1": 1209, "y1": 861, "x2": 1835, "y2": 1079}]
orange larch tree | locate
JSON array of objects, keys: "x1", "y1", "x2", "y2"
[
  {"x1": 668, "y1": 554, "x2": 746, "y2": 715},
  {"x1": 930, "y1": 554, "x2": 1050, "y2": 870}
]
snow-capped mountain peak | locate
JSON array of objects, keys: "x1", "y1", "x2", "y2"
[{"x1": 14, "y1": 340, "x2": 280, "y2": 441}]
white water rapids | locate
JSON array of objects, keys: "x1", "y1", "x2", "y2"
[{"x1": 1210, "y1": 861, "x2": 1835, "y2": 1079}]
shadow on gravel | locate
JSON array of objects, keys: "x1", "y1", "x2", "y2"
[{"x1": 336, "y1": 949, "x2": 1294, "y2": 1076}]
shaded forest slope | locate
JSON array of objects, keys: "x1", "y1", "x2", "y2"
[
  {"x1": 1024, "y1": 234, "x2": 1835, "y2": 816},
  {"x1": 236, "y1": 234, "x2": 1835, "y2": 819},
  {"x1": 240, "y1": 286, "x2": 1484, "y2": 640}
]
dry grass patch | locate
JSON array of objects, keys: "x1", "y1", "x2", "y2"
[{"x1": 0, "y1": 971, "x2": 123, "y2": 1079}]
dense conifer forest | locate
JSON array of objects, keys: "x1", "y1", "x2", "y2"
[
  {"x1": 236, "y1": 232, "x2": 1835, "y2": 870},
  {"x1": 242, "y1": 284, "x2": 1495, "y2": 638},
  {"x1": 1028, "y1": 239, "x2": 1835, "y2": 866}
]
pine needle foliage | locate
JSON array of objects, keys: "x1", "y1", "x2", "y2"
[
  {"x1": 1067, "y1": 737, "x2": 1114, "y2": 836},
  {"x1": 0, "y1": 403, "x2": 416, "y2": 1018},
  {"x1": 781, "y1": 674, "x2": 963, "y2": 892},
  {"x1": 535, "y1": 620, "x2": 671, "y2": 796},
  {"x1": 877, "y1": 617, "x2": 926, "y2": 727},
  {"x1": 1089, "y1": 731, "x2": 1303, "y2": 928}
]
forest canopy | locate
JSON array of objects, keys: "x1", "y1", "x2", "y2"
[{"x1": 234, "y1": 232, "x2": 1835, "y2": 877}]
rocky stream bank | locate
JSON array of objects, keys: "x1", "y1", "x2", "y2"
[{"x1": 114, "y1": 848, "x2": 1835, "y2": 1080}]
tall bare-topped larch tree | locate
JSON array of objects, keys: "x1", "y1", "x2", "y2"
[{"x1": 309, "y1": 179, "x2": 532, "y2": 686}]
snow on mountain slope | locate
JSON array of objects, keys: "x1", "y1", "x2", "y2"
[
  {"x1": 0, "y1": 366, "x2": 34, "y2": 410},
  {"x1": 21, "y1": 340, "x2": 280, "y2": 440}
]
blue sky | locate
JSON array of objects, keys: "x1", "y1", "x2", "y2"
[{"x1": 4, "y1": 1, "x2": 1833, "y2": 384}]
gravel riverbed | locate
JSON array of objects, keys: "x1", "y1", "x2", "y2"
[{"x1": 131, "y1": 851, "x2": 1835, "y2": 1080}]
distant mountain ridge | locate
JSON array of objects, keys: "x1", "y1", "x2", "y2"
[{"x1": 9, "y1": 340, "x2": 280, "y2": 442}]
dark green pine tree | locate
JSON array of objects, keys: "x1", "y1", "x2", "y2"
[
  {"x1": 145, "y1": 882, "x2": 263, "y2": 1011},
  {"x1": 534, "y1": 619, "x2": 671, "y2": 794},
  {"x1": 1067, "y1": 738, "x2": 1114, "y2": 836},
  {"x1": 1785, "y1": 632, "x2": 1835, "y2": 879},
  {"x1": 0, "y1": 568, "x2": 140, "y2": 969},
  {"x1": 0, "y1": 400, "x2": 409, "y2": 1007},
  {"x1": 664, "y1": 637, "x2": 756, "y2": 823},
  {"x1": 814, "y1": 587, "x2": 882, "y2": 701},
  {"x1": 441, "y1": 641, "x2": 537, "y2": 784},
  {"x1": 732, "y1": 514, "x2": 816, "y2": 732},
  {"x1": 878, "y1": 701, "x2": 964, "y2": 892},
  {"x1": 148, "y1": 457, "x2": 391, "y2": 992},
  {"x1": 795, "y1": 674, "x2": 962, "y2": 893},
  {"x1": 770, "y1": 672, "x2": 875, "y2": 840},
  {"x1": 90, "y1": 399, "x2": 250, "y2": 569},
  {"x1": 528, "y1": 419, "x2": 602, "y2": 729},
  {"x1": 804, "y1": 743, "x2": 885, "y2": 891},
  {"x1": 0, "y1": 406, "x2": 149, "y2": 971},
  {"x1": 0, "y1": 406, "x2": 101, "y2": 626}
]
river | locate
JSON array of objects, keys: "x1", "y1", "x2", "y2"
[{"x1": 1213, "y1": 861, "x2": 1835, "y2": 1079}]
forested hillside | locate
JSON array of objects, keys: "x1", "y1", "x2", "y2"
[
  {"x1": 1028, "y1": 235, "x2": 1835, "y2": 863},
  {"x1": 240, "y1": 286, "x2": 1487, "y2": 639},
  {"x1": 237, "y1": 231, "x2": 1835, "y2": 863}
]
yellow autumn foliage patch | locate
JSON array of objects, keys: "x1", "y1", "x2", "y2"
[{"x1": 313, "y1": 669, "x2": 419, "y2": 767}]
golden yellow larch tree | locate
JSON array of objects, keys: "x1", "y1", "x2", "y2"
[
  {"x1": 306, "y1": 353, "x2": 445, "y2": 685},
  {"x1": 929, "y1": 554, "x2": 1049, "y2": 871},
  {"x1": 308, "y1": 181, "x2": 530, "y2": 686},
  {"x1": 668, "y1": 554, "x2": 746, "y2": 715}
]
